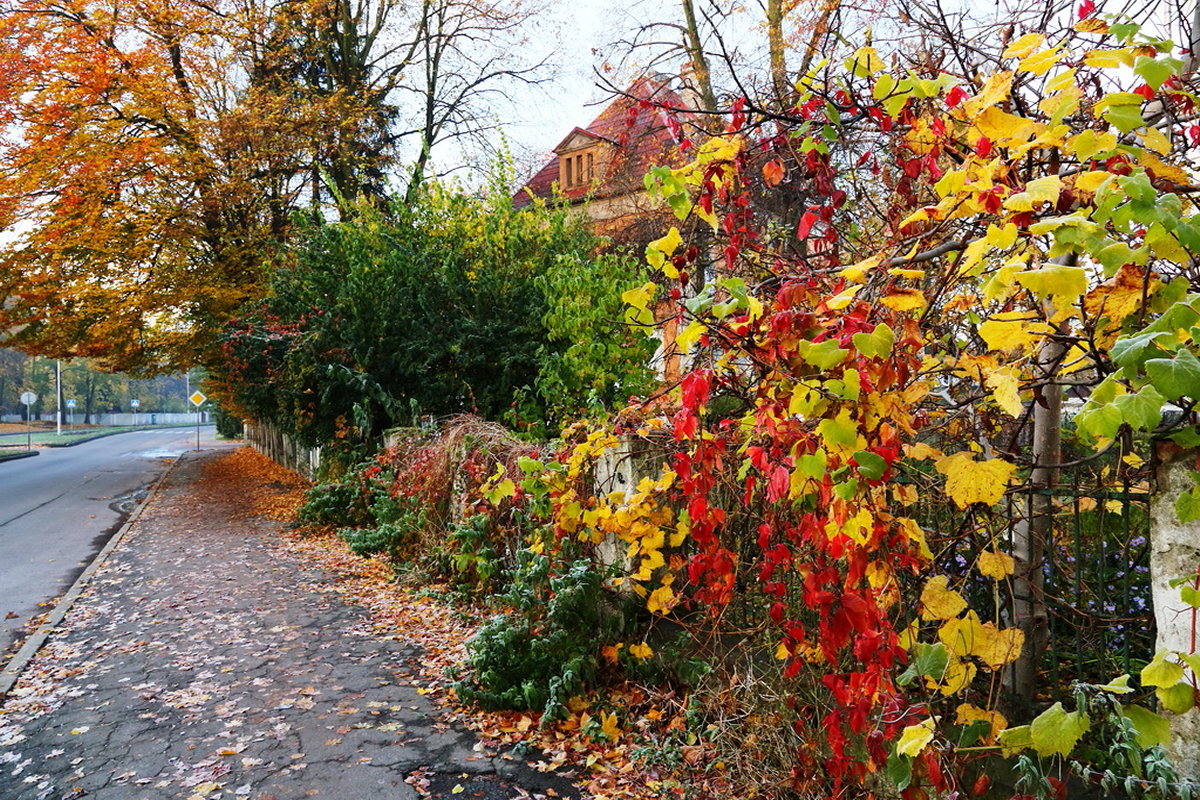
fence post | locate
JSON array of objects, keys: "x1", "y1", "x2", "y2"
[{"x1": 1149, "y1": 443, "x2": 1200, "y2": 777}]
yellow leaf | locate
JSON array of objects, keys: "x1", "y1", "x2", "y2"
[
  {"x1": 1045, "y1": 68, "x2": 1077, "y2": 93},
  {"x1": 880, "y1": 288, "x2": 927, "y2": 312},
  {"x1": 986, "y1": 366, "x2": 1024, "y2": 418},
  {"x1": 675, "y1": 319, "x2": 705, "y2": 352},
  {"x1": 825, "y1": 284, "x2": 863, "y2": 310},
  {"x1": 956, "y1": 703, "x2": 1008, "y2": 742},
  {"x1": 1018, "y1": 48, "x2": 1063, "y2": 75},
  {"x1": 628, "y1": 641, "x2": 653, "y2": 659},
  {"x1": 974, "y1": 625, "x2": 1025, "y2": 669},
  {"x1": 1014, "y1": 264, "x2": 1088, "y2": 305},
  {"x1": 647, "y1": 584, "x2": 675, "y2": 614},
  {"x1": 649, "y1": 226, "x2": 683, "y2": 257},
  {"x1": 978, "y1": 549, "x2": 1016, "y2": 579},
  {"x1": 1084, "y1": 48, "x2": 1135, "y2": 69},
  {"x1": 1075, "y1": 170, "x2": 1112, "y2": 193},
  {"x1": 920, "y1": 575, "x2": 968, "y2": 621},
  {"x1": 601, "y1": 711, "x2": 622, "y2": 741},
  {"x1": 1002, "y1": 175, "x2": 1063, "y2": 212},
  {"x1": 621, "y1": 281, "x2": 657, "y2": 311},
  {"x1": 963, "y1": 71, "x2": 1014, "y2": 117},
  {"x1": 938, "y1": 658, "x2": 977, "y2": 695},
  {"x1": 840, "y1": 255, "x2": 881, "y2": 283},
  {"x1": 978, "y1": 312, "x2": 1050, "y2": 353},
  {"x1": 1139, "y1": 151, "x2": 1191, "y2": 186},
  {"x1": 1084, "y1": 263, "x2": 1161, "y2": 325},
  {"x1": 845, "y1": 45, "x2": 885, "y2": 76},
  {"x1": 452, "y1": 785, "x2": 466, "y2": 795},
  {"x1": 1003, "y1": 33, "x2": 1046, "y2": 59},
  {"x1": 775, "y1": 639, "x2": 791, "y2": 660},
  {"x1": 896, "y1": 719, "x2": 936, "y2": 757},
  {"x1": 935, "y1": 452, "x2": 1017, "y2": 509},
  {"x1": 974, "y1": 106, "x2": 1039, "y2": 145},
  {"x1": 1140, "y1": 126, "x2": 1172, "y2": 155}
]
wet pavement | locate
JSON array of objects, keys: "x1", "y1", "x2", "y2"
[{"x1": 0, "y1": 450, "x2": 579, "y2": 800}]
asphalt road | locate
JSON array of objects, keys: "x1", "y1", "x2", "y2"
[{"x1": 0, "y1": 427, "x2": 227, "y2": 654}]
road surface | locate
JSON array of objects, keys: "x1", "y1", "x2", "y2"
[{"x1": 0, "y1": 427, "x2": 228, "y2": 654}]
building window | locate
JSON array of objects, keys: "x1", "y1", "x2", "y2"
[{"x1": 561, "y1": 149, "x2": 596, "y2": 189}]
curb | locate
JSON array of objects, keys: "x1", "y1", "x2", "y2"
[
  {"x1": 0, "y1": 452, "x2": 189, "y2": 699},
  {"x1": 0, "y1": 450, "x2": 39, "y2": 463}
]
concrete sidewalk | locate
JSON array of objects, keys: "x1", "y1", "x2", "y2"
[{"x1": 0, "y1": 450, "x2": 579, "y2": 800}]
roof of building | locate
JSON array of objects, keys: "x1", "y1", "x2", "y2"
[{"x1": 513, "y1": 76, "x2": 689, "y2": 209}]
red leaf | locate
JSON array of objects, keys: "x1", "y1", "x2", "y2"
[
  {"x1": 974, "y1": 136, "x2": 992, "y2": 158},
  {"x1": 945, "y1": 86, "x2": 967, "y2": 108},
  {"x1": 797, "y1": 210, "x2": 819, "y2": 240},
  {"x1": 1078, "y1": 0, "x2": 1095, "y2": 17},
  {"x1": 762, "y1": 159, "x2": 785, "y2": 187}
]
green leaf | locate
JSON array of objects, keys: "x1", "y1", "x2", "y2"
[
  {"x1": 1096, "y1": 674, "x2": 1134, "y2": 695},
  {"x1": 1104, "y1": 103, "x2": 1146, "y2": 134},
  {"x1": 1123, "y1": 705, "x2": 1170, "y2": 748},
  {"x1": 797, "y1": 339, "x2": 850, "y2": 369},
  {"x1": 817, "y1": 416, "x2": 858, "y2": 449},
  {"x1": 1029, "y1": 702, "x2": 1090, "y2": 757},
  {"x1": 1075, "y1": 403, "x2": 1124, "y2": 442},
  {"x1": 1113, "y1": 384, "x2": 1165, "y2": 431},
  {"x1": 885, "y1": 752, "x2": 912, "y2": 791},
  {"x1": 1181, "y1": 585, "x2": 1200, "y2": 608},
  {"x1": 1156, "y1": 682, "x2": 1196, "y2": 714},
  {"x1": 833, "y1": 478, "x2": 859, "y2": 501},
  {"x1": 798, "y1": 450, "x2": 828, "y2": 479},
  {"x1": 997, "y1": 724, "x2": 1032, "y2": 753},
  {"x1": 852, "y1": 323, "x2": 896, "y2": 359},
  {"x1": 853, "y1": 450, "x2": 888, "y2": 481},
  {"x1": 1176, "y1": 487, "x2": 1200, "y2": 523},
  {"x1": 1133, "y1": 55, "x2": 1184, "y2": 90},
  {"x1": 1141, "y1": 650, "x2": 1185, "y2": 688},
  {"x1": 1145, "y1": 349, "x2": 1200, "y2": 401},
  {"x1": 1174, "y1": 425, "x2": 1200, "y2": 447}
]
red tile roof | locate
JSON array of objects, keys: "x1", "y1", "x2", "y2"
[{"x1": 513, "y1": 77, "x2": 689, "y2": 209}]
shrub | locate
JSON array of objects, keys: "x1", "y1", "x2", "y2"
[{"x1": 456, "y1": 552, "x2": 627, "y2": 720}]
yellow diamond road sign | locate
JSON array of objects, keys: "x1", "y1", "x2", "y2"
[{"x1": 190, "y1": 391, "x2": 207, "y2": 407}]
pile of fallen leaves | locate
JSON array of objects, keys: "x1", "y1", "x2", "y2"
[{"x1": 225, "y1": 446, "x2": 728, "y2": 799}]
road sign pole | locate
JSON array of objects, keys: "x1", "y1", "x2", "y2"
[
  {"x1": 20, "y1": 391, "x2": 37, "y2": 452},
  {"x1": 189, "y1": 391, "x2": 207, "y2": 452}
]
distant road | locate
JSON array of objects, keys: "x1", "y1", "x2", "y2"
[{"x1": 0, "y1": 427, "x2": 230, "y2": 654}]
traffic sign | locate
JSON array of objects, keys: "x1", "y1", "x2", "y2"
[
  {"x1": 20, "y1": 391, "x2": 36, "y2": 405},
  {"x1": 130, "y1": 399, "x2": 140, "y2": 408},
  {"x1": 67, "y1": 399, "x2": 76, "y2": 408},
  {"x1": 190, "y1": 391, "x2": 207, "y2": 407}
]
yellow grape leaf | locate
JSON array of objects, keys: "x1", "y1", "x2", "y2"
[
  {"x1": 1014, "y1": 264, "x2": 1088, "y2": 304},
  {"x1": 978, "y1": 549, "x2": 1016, "y2": 579},
  {"x1": 1003, "y1": 33, "x2": 1046, "y2": 59},
  {"x1": 845, "y1": 45, "x2": 885, "y2": 76},
  {"x1": 1139, "y1": 151, "x2": 1191, "y2": 186},
  {"x1": 986, "y1": 222, "x2": 1020, "y2": 249},
  {"x1": 896, "y1": 718, "x2": 936, "y2": 757},
  {"x1": 1084, "y1": 48, "x2": 1135, "y2": 68},
  {"x1": 1075, "y1": 170, "x2": 1112, "y2": 193},
  {"x1": 649, "y1": 226, "x2": 683, "y2": 257},
  {"x1": 978, "y1": 312, "x2": 1050, "y2": 353},
  {"x1": 1075, "y1": 18, "x2": 1109, "y2": 33},
  {"x1": 628, "y1": 641, "x2": 654, "y2": 660},
  {"x1": 622, "y1": 281, "x2": 657, "y2": 311},
  {"x1": 647, "y1": 584, "x2": 675, "y2": 614},
  {"x1": 1071, "y1": 129, "x2": 1119, "y2": 159},
  {"x1": 1045, "y1": 68, "x2": 1077, "y2": 93},
  {"x1": 956, "y1": 703, "x2": 1008, "y2": 742},
  {"x1": 1141, "y1": 650, "x2": 1184, "y2": 688},
  {"x1": 880, "y1": 288, "x2": 927, "y2": 312},
  {"x1": 935, "y1": 452, "x2": 1017, "y2": 509},
  {"x1": 601, "y1": 711, "x2": 622, "y2": 741},
  {"x1": 974, "y1": 625, "x2": 1025, "y2": 669},
  {"x1": 775, "y1": 639, "x2": 791, "y2": 660},
  {"x1": 986, "y1": 366, "x2": 1024, "y2": 418},
  {"x1": 825, "y1": 284, "x2": 863, "y2": 310},
  {"x1": 974, "y1": 106, "x2": 1039, "y2": 144},
  {"x1": 675, "y1": 319, "x2": 705, "y2": 352},
  {"x1": 1018, "y1": 48, "x2": 1063, "y2": 75},
  {"x1": 1140, "y1": 126, "x2": 1172, "y2": 155},
  {"x1": 1084, "y1": 263, "x2": 1161, "y2": 325},
  {"x1": 964, "y1": 71, "x2": 1014, "y2": 117},
  {"x1": 1003, "y1": 175, "x2": 1063, "y2": 212},
  {"x1": 920, "y1": 575, "x2": 968, "y2": 621},
  {"x1": 937, "y1": 657, "x2": 977, "y2": 695},
  {"x1": 840, "y1": 255, "x2": 882, "y2": 283},
  {"x1": 904, "y1": 442, "x2": 943, "y2": 461}
]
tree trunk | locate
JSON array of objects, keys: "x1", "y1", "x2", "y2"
[
  {"x1": 1149, "y1": 444, "x2": 1200, "y2": 777},
  {"x1": 680, "y1": 0, "x2": 717, "y2": 114}
]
